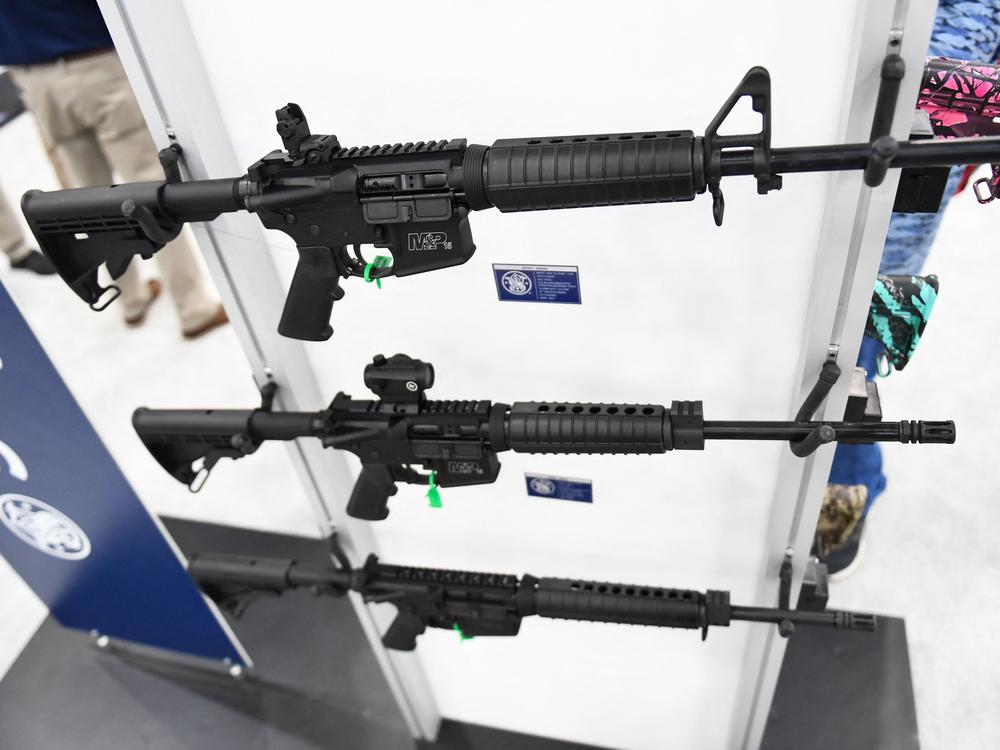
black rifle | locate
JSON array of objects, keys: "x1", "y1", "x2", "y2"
[
  {"x1": 21, "y1": 66, "x2": 1000, "y2": 340},
  {"x1": 132, "y1": 354, "x2": 955, "y2": 521},
  {"x1": 190, "y1": 550, "x2": 876, "y2": 651}
]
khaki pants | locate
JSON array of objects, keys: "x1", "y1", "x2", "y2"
[
  {"x1": 0, "y1": 182, "x2": 30, "y2": 263},
  {"x1": 9, "y1": 50, "x2": 217, "y2": 329}
]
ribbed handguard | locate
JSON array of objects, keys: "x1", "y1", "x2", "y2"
[
  {"x1": 506, "y1": 402, "x2": 671, "y2": 453},
  {"x1": 535, "y1": 578, "x2": 730, "y2": 629},
  {"x1": 483, "y1": 131, "x2": 700, "y2": 211}
]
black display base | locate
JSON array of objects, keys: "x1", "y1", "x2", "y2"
[
  {"x1": 762, "y1": 612, "x2": 919, "y2": 750},
  {"x1": 0, "y1": 518, "x2": 918, "y2": 749}
]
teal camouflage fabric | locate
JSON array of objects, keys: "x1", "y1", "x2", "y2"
[{"x1": 865, "y1": 274, "x2": 939, "y2": 371}]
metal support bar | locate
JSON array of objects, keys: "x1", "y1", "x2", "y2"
[{"x1": 729, "y1": 1, "x2": 936, "y2": 747}]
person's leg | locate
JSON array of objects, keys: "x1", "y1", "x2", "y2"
[
  {"x1": 0, "y1": 182, "x2": 30, "y2": 263},
  {"x1": 0, "y1": 184, "x2": 54, "y2": 274},
  {"x1": 70, "y1": 52, "x2": 222, "y2": 333},
  {"x1": 931, "y1": 0, "x2": 1000, "y2": 61}
]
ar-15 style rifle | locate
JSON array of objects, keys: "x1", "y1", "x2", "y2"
[
  {"x1": 132, "y1": 354, "x2": 955, "y2": 521},
  {"x1": 190, "y1": 549, "x2": 876, "y2": 651},
  {"x1": 22, "y1": 63, "x2": 1000, "y2": 341}
]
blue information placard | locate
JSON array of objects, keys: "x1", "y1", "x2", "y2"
[
  {"x1": 525, "y1": 473, "x2": 593, "y2": 503},
  {"x1": 493, "y1": 264, "x2": 582, "y2": 304},
  {"x1": 0, "y1": 282, "x2": 246, "y2": 665}
]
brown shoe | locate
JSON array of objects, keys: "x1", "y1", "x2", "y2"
[
  {"x1": 815, "y1": 483, "x2": 867, "y2": 558},
  {"x1": 182, "y1": 304, "x2": 229, "y2": 339},
  {"x1": 124, "y1": 279, "x2": 162, "y2": 326}
]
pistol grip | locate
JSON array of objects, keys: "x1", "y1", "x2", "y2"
[
  {"x1": 346, "y1": 464, "x2": 398, "y2": 521},
  {"x1": 382, "y1": 610, "x2": 425, "y2": 651},
  {"x1": 277, "y1": 245, "x2": 344, "y2": 341}
]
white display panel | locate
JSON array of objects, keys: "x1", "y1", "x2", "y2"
[{"x1": 107, "y1": 1, "x2": 934, "y2": 747}]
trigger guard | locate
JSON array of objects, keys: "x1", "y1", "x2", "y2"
[
  {"x1": 347, "y1": 244, "x2": 394, "y2": 279},
  {"x1": 394, "y1": 465, "x2": 425, "y2": 485}
]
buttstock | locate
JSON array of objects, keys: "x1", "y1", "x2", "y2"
[
  {"x1": 21, "y1": 183, "x2": 175, "y2": 309},
  {"x1": 132, "y1": 407, "x2": 256, "y2": 490},
  {"x1": 381, "y1": 610, "x2": 426, "y2": 651}
]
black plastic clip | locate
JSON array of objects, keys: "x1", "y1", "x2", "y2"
[
  {"x1": 789, "y1": 360, "x2": 841, "y2": 457},
  {"x1": 121, "y1": 199, "x2": 182, "y2": 245},
  {"x1": 326, "y1": 531, "x2": 352, "y2": 574},
  {"x1": 703, "y1": 66, "x2": 782, "y2": 226},
  {"x1": 864, "y1": 136, "x2": 898, "y2": 189},
  {"x1": 864, "y1": 54, "x2": 905, "y2": 187},
  {"x1": 259, "y1": 381, "x2": 277, "y2": 411},
  {"x1": 777, "y1": 554, "x2": 795, "y2": 638},
  {"x1": 158, "y1": 143, "x2": 184, "y2": 184}
]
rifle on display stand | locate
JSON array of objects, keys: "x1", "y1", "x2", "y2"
[
  {"x1": 21, "y1": 58, "x2": 1000, "y2": 340},
  {"x1": 189, "y1": 546, "x2": 876, "y2": 652},
  {"x1": 132, "y1": 353, "x2": 955, "y2": 521}
]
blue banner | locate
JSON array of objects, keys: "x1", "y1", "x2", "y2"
[{"x1": 0, "y1": 281, "x2": 245, "y2": 665}]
